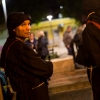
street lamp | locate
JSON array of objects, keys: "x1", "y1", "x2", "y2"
[
  {"x1": 1, "y1": 0, "x2": 7, "y2": 24},
  {"x1": 47, "y1": 15, "x2": 54, "y2": 43},
  {"x1": 47, "y1": 15, "x2": 53, "y2": 21}
]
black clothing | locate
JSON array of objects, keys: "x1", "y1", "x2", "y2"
[
  {"x1": 83, "y1": 18, "x2": 100, "y2": 67},
  {"x1": 71, "y1": 32, "x2": 83, "y2": 62},
  {"x1": 1, "y1": 36, "x2": 53, "y2": 100},
  {"x1": 76, "y1": 14, "x2": 100, "y2": 100},
  {"x1": 37, "y1": 36, "x2": 49, "y2": 60},
  {"x1": 87, "y1": 67, "x2": 100, "y2": 100},
  {"x1": 76, "y1": 1, "x2": 100, "y2": 99},
  {"x1": 75, "y1": 42, "x2": 89, "y2": 66},
  {"x1": 25, "y1": 39, "x2": 37, "y2": 49},
  {"x1": 73, "y1": 33, "x2": 82, "y2": 48}
]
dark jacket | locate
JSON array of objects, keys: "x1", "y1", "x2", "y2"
[
  {"x1": 1, "y1": 36, "x2": 53, "y2": 100},
  {"x1": 76, "y1": 12, "x2": 100, "y2": 67},
  {"x1": 25, "y1": 39, "x2": 37, "y2": 49},
  {"x1": 37, "y1": 36, "x2": 49, "y2": 56}
]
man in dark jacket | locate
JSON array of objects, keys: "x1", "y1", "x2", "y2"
[
  {"x1": 1, "y1": 12, "x2": 53, "y2": 100},
  {"x1": 76, "y1": 0, "x2": 100, "y2": 99}
]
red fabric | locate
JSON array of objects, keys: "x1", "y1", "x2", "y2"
[{"x1": 87, "y1": 20, "x2": 100, "y2": 29}]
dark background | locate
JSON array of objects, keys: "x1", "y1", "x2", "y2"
[{"x1": 0, "y1": 0, "x2": 85, "y2": 25}]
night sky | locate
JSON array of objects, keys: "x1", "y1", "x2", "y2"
[
  {"x1": 0, "y1": 0, "x2": 61, "y2": 24},
  {"x1": 0, "y1": 0, "x2": 84, "y2": 24}
]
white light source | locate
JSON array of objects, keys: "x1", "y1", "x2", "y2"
[
  {"x1": 47, "y1": 15, "x2": 53, "y2": 21},
  {"x1": 58, "y1": 13, "x2": 63, "y2": 18},
  {"x1": 60, "y1": 6, "x2": 63, "y2": 9},
  {"x1": 1, "y1": 0, "x2": 7, "y2": 23}
]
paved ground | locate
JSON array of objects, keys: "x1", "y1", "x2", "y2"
[
  {"x1": 48, "y1": 69, "x2": 90, "y2": 93},
  {"x1": 49, "y1": 88, "x2": 93, "y2": 100},
  {"x1": 48, "y1": 45, "x2": 92, "y2": 100}
]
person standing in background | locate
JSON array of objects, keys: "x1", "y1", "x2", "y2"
[
  {"x1": 37, "y1": 30, "x2": 49, "y2": 60},
  {"x1": 25, "y1": 32, "x2": 37, "y2": 50},
  {"x1": 63, "y1": 26, "x2": 73, "y2": 55},
  {"x1": 1, "y1": 12, "x2": 53, "y2": 100},
  {"x1": 71, "y1": 24, "x2": 86, "y2": 69}
]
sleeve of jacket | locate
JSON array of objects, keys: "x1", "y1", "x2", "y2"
[{"x1": 8, "y1": 41, "x2": 53, "y2": 79}]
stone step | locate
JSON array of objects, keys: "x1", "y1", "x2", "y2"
[{"x1": 48, "y1": 69, "x2": 91, "y2": 94}]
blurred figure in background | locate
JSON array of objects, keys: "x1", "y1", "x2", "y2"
[
  {"x1": 25, "y1": 32, "x2": 37, "y2": 50},
  {"x1": 72, "y1": 24, "x2": 86, "y2": 69},
  {"x1": 73, "y1": 24, "x2": 86, "y2": 50},
  {"x1": 72, "y1": 24, "x2": 86, "y2": 61},
  {"x1": 37, "y1": 30, "x2": 49, "y2": 60},
  {"x1": 63, "y1": 26, "x2": 73, "y2": 55}
]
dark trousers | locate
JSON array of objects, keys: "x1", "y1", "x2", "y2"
[
  {"x1": 87, "y1": 67, "x2": 100, "y2": 100},
  {"x1": 66, "y1": 47, "x2": 72, "y2": 55},
  {"x1": 66, "y1": 42, "x2": 76, "y2": 63}
]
